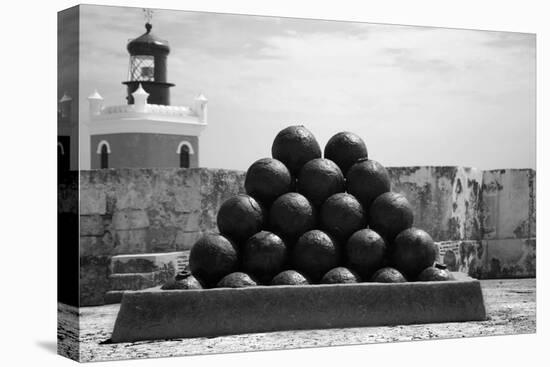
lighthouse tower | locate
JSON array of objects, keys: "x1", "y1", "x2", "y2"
[
  {"x1": 86, "y1": 19, "x2": 207, "y2": 169},
  {"x1": 123, "y1": 22, "x2": 174, "y2": 105}
]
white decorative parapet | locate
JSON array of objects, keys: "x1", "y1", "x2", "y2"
[
  {"x1": 99, "y1": 103, "x2": 193, "y2": 118},
  {"x1": 88, "y1": 85, "x2": 207, "y2": 124},
  {"x1": 86, "y1": 85, "x2": 208, "y2": 136},
  {"x1": 192, "y1": 94, "x2": 208, "y2": 123},
  {"x1": 88, "y1": 90, "x2": 104, "y2": 116}
]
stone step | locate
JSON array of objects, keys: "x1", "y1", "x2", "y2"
[
  {"x1": 110, "y1": 251, "x2": 189, "y2": 274},
  {"x1": 104, "y1": 290, "x2": 125, "y2": 305},
  {"x1": 109, "y1": 272, "x2": 171, "y2": 291}
]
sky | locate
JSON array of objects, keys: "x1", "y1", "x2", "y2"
[{"x1": 79, "y1": 5, "x2": 536, "y2": 171}]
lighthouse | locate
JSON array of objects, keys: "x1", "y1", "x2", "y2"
[
  {"x1": 123, "y1": 22, "x2": 174, "y2": 105},
  {"x1": 86, "y1": 16, "x2": 208, "y2": 169}
]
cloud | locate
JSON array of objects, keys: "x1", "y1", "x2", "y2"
[{"x1": 76, "y1": 5, "x2": 535, "y2": 171}]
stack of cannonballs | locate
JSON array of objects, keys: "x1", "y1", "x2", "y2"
[{"x1": 162, "y1": 125, "x2": 452, "y2": 290}]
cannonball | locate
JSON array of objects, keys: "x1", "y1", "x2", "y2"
[
  {"x1": 320, "y1": 193, "x2": 366, "y2": 241},
  {"x1": 417, "y1": 265, "x2": 453, "y2": 281},
  {"x1": 297, "y1": 158, "x2": 345, "y2": 207},
  {"x1": 270, "y1": 270, "x2": 310, "y2": 286},
  {"x1": 391, "y1": 228, "x2": 437, "y2": 279},
  {"x1": 189, "y1": 234, "x2": 239, "y2": 287},
  {"x1": 345, "y1": 229, "x2": 387, "y2": 279},
  {"x1": 292, "y1": 230, "x2": 341, "y2": 282},
  {"x1": 370, "y1": 267, "x2": 407, "y2": 283},
  {"x1": 217, "y1": 194, "x2": 265, "y2": 243},
  {"x1": 245, "y1": 158, "x2": 292, "y2": 205},
  {"x1": 216, "y1": 272, "x2": 258, "y2": 288},
  {"x1": 271, "y1": 125, "x2": 322, "y2": 175},
  {"x1": 269, "y1": 192, "x2": 316, "y2": 240},
  {"x1": 369, "y1": 192, "x2": 414, "y2": 242},
  {"x1": 346, "y1": 158, "x2": 391, "y2": 210},
  {"x1": 324, "y1": 132, "x2": 368, "y2": 176},
  {"x1": 161, "y1": 271, "x2": 203, "y2": 290},
  {"x1": 320, "y1": 267, "x2": 360, "y2": 284},
  {"x1": 242, "y1": 231, "x2": 288, "y2": 283}
]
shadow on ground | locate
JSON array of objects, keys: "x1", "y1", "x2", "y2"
[{"x1": 36, "y1": 340, "x2": 57, "y2": 354}]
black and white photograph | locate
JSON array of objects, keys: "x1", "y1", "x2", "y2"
[{"x1": 53, "y1": 1, "x2": 540, "y2": 364}]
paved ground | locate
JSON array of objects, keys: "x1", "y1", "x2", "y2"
[{"x1": 58, "y1": 278, "x2": 536, "y2": 362}]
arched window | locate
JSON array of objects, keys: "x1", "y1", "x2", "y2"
[
  {"x1": 179, "y1": 145, "x2": 190, "y2": 168},
  {"x1": 58, "y1": 142, "x2": 67, "y2": 176},
  {"x1": 57, "y1": 142, "x2": 65, "y2": 156},
  {"x1": 96, "y1": 140, "x2": 111, "y2": 169},
  {"x1": 58, "y1": 138, "x2": 70, "y2": 174},
  {"x1": 100, "y1": 145, "x2": 109, "y2": 169},
  {"x1": 177, "y1": 141, "x2": 194, "y2": 168}
]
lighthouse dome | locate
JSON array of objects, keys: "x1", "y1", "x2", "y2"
[{"x1": 127, "y1": 23, "x2": 170, "y2": 55}]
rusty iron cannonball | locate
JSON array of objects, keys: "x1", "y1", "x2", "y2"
[
  {"x1": 346, "y1": 158, "x2": 391, "y2": 210},
  {"x1": 292, "y1": 230, "x2": 341, "y2": 282},
  {"x1": 390, "y1": 228, "x2": 437, "y2": 280},
  {"x1": 271, "y1": 125, "x2": 322, "y2": 176},
  {"x1": 161, "y1": 271, "x2": 203, "y2": 290},
  {"x1": 217, "y1": 194, "x2": 265, "y2": 244},
  {"x1": 369, "y1": 192, "x2": 414, "y2": 243},
  {"x1": 297, "y1": 158, "x2": 345, "y2": 207},
  {"x1": 216, "y1": 272, "x2": 258, "y2": 288},
  {"x1": 245, "y1": 158, "x2": 293, "y2": 205},
  {"x1": 269, "y1": 192, "x2": 317, "y2": 241},
  {"x1": 242, "y1": 231, "x2": 288, "y2": 283},
  {"x1": 324, "y1": 131, "x2": 368, "y2": 177},
  {"x1": 370, "y1": 267, "x2": 407, "y2": 283},
  {"x1": 270, "y1": 270, "x2": 310, "y2": 286},
  {"x1": 189, "y1": 233, "x2": 239, "y2": 287},
  {"x1": 320, "y1": 267, "x2": 360, "y2": 284},
  {"x1": 320, "y1": 193, "x2": 366, "y2": 242},
  {"x1": 346, "y1": 228, "x2": 387, "y2": 279},
  {"x1": 417, "y1": 264, "x2": 454, "y2": 281}
]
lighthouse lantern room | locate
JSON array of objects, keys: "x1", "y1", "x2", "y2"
[{"x1": 123, "y1": 20, "x2": 175, "y2": 106}]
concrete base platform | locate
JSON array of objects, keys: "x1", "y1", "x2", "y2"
[
  {"x1": 110, "y1": 273, "x2": 486, "y2": 343},
  {"x1": 104, "y1": 291, "x2": 125, "y2": 305}
]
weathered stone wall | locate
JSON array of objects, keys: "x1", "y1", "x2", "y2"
[
  {"x1": 387, "y1": 167, "x2": 483, "y2": 242},
  {"x1": 77, "y1": 167, "x2": 536, "y2": 305},
  {"x1": 79, "y1": 168, "x2": 245, "y2": 305},
  {"x1": 481, "y1": 169, "x2": 536, "y2": 240},
  {"x1": 479, "y1": 169, "x2": 536, "y2": 278},
  {"x1": 432, "y1": 169, "x2": 536, "y2": 279}
]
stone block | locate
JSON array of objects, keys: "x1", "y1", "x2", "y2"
[
  {"x1": 80, "y1": 188, "x2": 107, "y2": 215},
  {"x1": 114, "y1": 185, "x2": 151, "y2": 210},
  {"x1": 114, "y1": 229, "x2": 148, "y2": 254},
  {"x1": 174, "y1": 189, "x2": 201, "y2": 213},
  {"x1": 80, "y1": 215, "x2": 104, "y2": 236},
  {"x1": 145, "y1": 226, "x2": 177, "y2": 253},
  {"x1": 79, "y1": 236, "x2": 116, "y2": 257},
  {"x1": 481, "y1": 238, "x2": 536, "y2": 278},
  {"x1": 112, "y1": 210, "x2": 149, "y2": 230},
  {"x1": 109, "y1": 272, "x2": 158, "y2": 291},
  {"x1": 482, "y1": 169, "x2": 534, "y2": 240},
  {"x1": 175, "y1": 231, "x2": 202, "y2": 250},
  {"x1": 111, "y1": 251, "x2": 188, "y2": 274},
  {"x1": 176, "y1": 212, "x2": 201, "y2": 232},
  {"x1": 111, "y1": 275, "x2": 486, "y2": 342}
]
